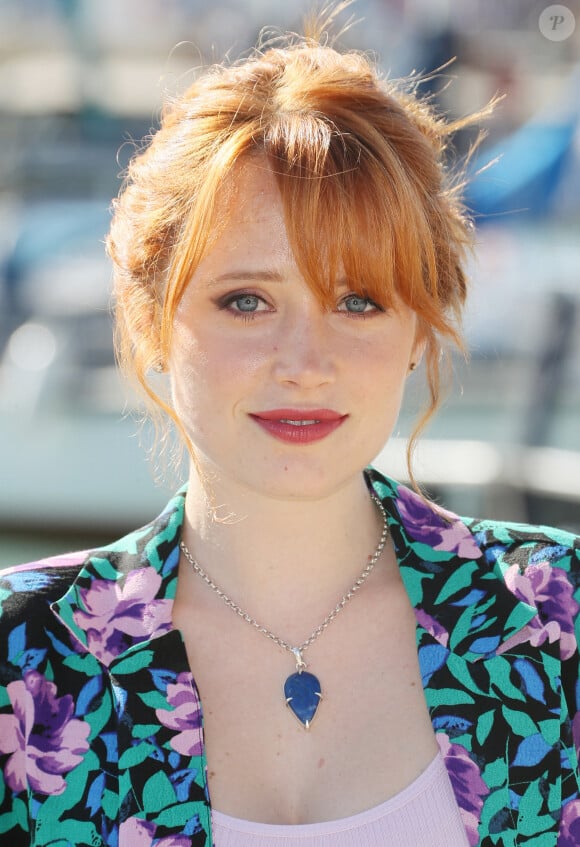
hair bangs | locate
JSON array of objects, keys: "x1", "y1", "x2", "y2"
[{"x1": 263, "y1": 115, "x2": 438, "y2": 317}]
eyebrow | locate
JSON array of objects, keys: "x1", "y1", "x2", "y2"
[
  {"x1": 207, "y1": 270, "x2": 285, "y2": 286},
  {"x1": 206, "y1": 270, "x2": 350, "y2": 288}
]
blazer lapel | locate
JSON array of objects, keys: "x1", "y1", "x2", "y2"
[
  {"x1": 51, "y1": 488, "x2": 213, "y2": 846},
  {"x1": 366, "y1": 468, "x2": 566, "y2": 847}
]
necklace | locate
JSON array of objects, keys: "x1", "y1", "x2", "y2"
[{"x1": 179, "y1": 493, "x2": 389, "y2": 730}]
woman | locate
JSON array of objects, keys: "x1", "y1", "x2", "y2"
[{"x1": 1, "y1": 10, "x2": 579, "y2": 847}]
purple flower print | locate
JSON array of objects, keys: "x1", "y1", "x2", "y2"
[
  {"x1": 396, "y1": 486, "x2": 481, "y2": 559},
  {"x1": 119, "y1": 817, "x2": 156, "y2": 845},
  {"x1": 437, "y1": 733, "x2": 489, "y2": 846},
  {"x1": 73, "y1": 567, "x2": 173, "y2": 665},
  {"x1": 499, "y1": 563, "x2": 579, "y2": 661},
  {"x1": 415, "y1": 608, "x2": 450, "y2": 646},
  {"x1": 0, "y1": 670, "x2": 90, "y2": 795},
  {"x1": 156, "y1": 671, "x2": 203, "y2": 757},
  {"x1": 119, "y1": 817, "x2": 191, "y2": 846},
  {"x1": 558, "y1": 798, "x2": 580, "y2": 846}
]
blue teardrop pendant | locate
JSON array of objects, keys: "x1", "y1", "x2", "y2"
[{"x1": 284, "y1": 670, "x2": 322, "y2": 729}]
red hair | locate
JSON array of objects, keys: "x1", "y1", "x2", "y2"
[{"x1": 107, "y1": 25, "x2": 491, "y2": 485}]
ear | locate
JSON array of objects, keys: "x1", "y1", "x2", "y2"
[{"x1": 408, "y1": 324, "x2": 427, "y2": 373}]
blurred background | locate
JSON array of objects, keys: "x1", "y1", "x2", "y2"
[{"x1": 1, "y1": 0, "x2": 579, "y2": 566}]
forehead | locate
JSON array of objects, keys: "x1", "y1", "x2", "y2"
[
  {"x1": 186, "y1": 158, "x2": 297, "y2": 288},
  {"x1": 217, "y1": 157, "x2": 284, "y2": 225}
]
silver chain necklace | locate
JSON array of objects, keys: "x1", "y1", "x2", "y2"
[{"x1": 179, "y1": 493, "x2": 389, "y2": 729}]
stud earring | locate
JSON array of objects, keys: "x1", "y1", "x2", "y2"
[{"x1": 409, "y1": 362, "x2": 417, "y2": 372}]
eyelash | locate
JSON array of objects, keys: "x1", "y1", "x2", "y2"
[
  {"x1": 339, "y1": 295, "x2": 385, "y2": 318},
  {"x1": 215, "y1": 291, "x2": 385, "y2": 321},
  {"x1": 217, "y1": 292, "x2": 270, "y2": 322}
]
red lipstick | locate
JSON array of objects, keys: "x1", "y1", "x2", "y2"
[{"x1": 249, "y1": 409, "x2": 347, "y2": 444}]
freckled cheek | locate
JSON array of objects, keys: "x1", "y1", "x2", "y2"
[
  {"x1": 206, "y1": 338, "x2": 272, "y2": 379},
  {"x1": 170, "y1": 334, "x2": 270, "y2": 413},
  {"x1": 348, "y1": 337, "x2": 408, "y2": 381}
]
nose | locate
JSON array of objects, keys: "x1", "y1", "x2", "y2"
[{"x1": 272, "y1": 303, "x2": 337, "y2": 389}]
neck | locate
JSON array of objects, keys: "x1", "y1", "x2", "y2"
[{"x1": 180, "y1": 467, "x2": 386, "y2": 629}]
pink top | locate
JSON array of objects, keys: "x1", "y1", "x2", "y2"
[{"x1": 211, "y1": 752, "x2": 469, "y2": 846}]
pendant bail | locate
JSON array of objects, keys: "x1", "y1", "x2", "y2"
[{"x1": 292, "y1": 647, "x2": 307, "y2": 673}]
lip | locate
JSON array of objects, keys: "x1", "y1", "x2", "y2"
[
  {"x1": 252, "y1": 408, "x2": 345, "y2": 422},
  {"x1": 249, "y1": 409, "x2": 347, "y2": 444}
]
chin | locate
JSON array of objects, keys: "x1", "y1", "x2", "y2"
[{"x1": 238, "y1": 459, "x2": 369, "y2": 502}]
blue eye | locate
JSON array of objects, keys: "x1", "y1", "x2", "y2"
[
  {"x1": 344, "y1": 295, "x2": 368, "y2": 312},
  {"x1": 339, "y1": 294, "x2": 380, "y2": 314},
  {"x1": 216, "y1": 291, "x2": 271, "y2": 320},
  {"x1": 233, "y1": 294, "x2": 260, "y2": 312}
]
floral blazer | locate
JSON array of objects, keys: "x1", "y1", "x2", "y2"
[{"x1": 1, "y1": 467, "x2": 580, "y2": 847}]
